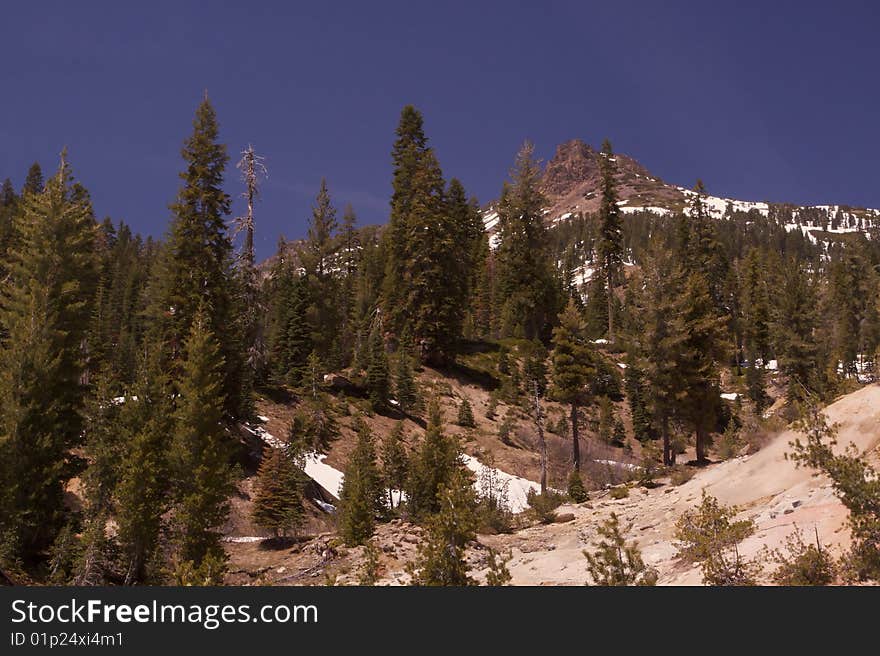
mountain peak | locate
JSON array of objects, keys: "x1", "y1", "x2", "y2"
[{"x1": 538, "y1": 138, "x2": 675, "y2": 217}]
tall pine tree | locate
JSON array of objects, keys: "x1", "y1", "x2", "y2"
[
  {"x1": 551, "y1": 300, "x2": 596, "y2": 472},
  {"x1": 169, "y1": 309, "x2": 234, "y2": 570},
  {"x1": 0, "y1": 154, "x2": 97, "y2": 563},
  {"x1": 495, "y1": 142, "x2": 560, "y2": 341},
  {"x1": 146, "y1": 96, "x2": 247, "y2": 418},
  {"x1": 597, "y1": 139, "x2": 623, "y2": 341}
]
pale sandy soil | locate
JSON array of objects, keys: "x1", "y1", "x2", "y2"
[
  {"x1": 229, "y1": 383, "x2": 879, "y2": 586},
  {"x1": 476, "y1": 384, "x2": 880, "y2": 585}
]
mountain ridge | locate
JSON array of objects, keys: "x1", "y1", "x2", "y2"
[{"x1": 483, "y1": 138, "x2": 880, "y2": 243}]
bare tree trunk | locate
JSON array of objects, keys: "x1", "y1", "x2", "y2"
[
  {"x1": 571, "y1": 402, "x2": 581, "y2": 471},
  {"x1": 661, "y1": 414, "x2": 674, "y2": 467},
  {"x1": 695, "y1": 424, "x2": 707, "y2": 464},
  {"x1": 533, "y1": 381, "x2": 547, "y2": 494}
]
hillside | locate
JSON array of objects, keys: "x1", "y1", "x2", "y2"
[{"x1": 224, "y1": 383, "x2": 879, "y2": 586}]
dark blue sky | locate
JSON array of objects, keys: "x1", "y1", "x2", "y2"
[{"x1": 2, "y1": 1, "x2": 878, "y2": 260}]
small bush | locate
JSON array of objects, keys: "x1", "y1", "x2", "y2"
[
  {"x1": 526, "y1": 489, "x2": 564, "y2": 524},
  {"x1": 584, "y1": 513, "x2": 658, "y2": 586},
  {"x1": 670, "y1": 466, "x2": 695, "y2": 487},
  {"x1": 498, "y1": 410, "x2": 516, "y2": 446},
  {"x1": 485, "y1": 393, "x2": 499, "y2": 420},
  {"x1": 609, "y1": 486, "x2": 629, "y2": 500},
  {"x1": 768, "y1": 528, "x2": 835, "y2": 586},
  {"x1": 717, "y1": 420, "x2": 743, "y2": 460},
  {"x1": 639, "y1": 440, "x2": 663, "y2": 487},
  {"x1": 674, "y1": 491, "x2": 758, "y2": 586},
  {"x1": 485, "y1": 549, "x2": 513, "y2": 586},
  {"x1": 567, "y1": 471, "x2": 588, "y2": 503},
  {"x1": 358, "y1": 542, "x2": 381, "y2": 586}
]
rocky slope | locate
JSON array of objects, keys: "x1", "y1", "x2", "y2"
[
  {"x1": 225, "y1": 383, "x2": 879, "y2": 586},
  {"x1": 483, "y1": 138, "x2": 880, "y2": 242}
]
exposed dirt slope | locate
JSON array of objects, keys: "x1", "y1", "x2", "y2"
[{"x1": 480, "y1": 384, "x2": 880, "y2": 585}]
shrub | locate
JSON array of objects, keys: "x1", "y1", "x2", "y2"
[
  {"x1": 609, "y1": 486, "x2": 629, "y2": 500},
  {"x1": 485, "y1": 393, "x2": 499, "y2": 420},
  {"x1": 567, "y1": 471, "x2": 588, "y2": 503},
  {"x1": 584, "y1": 513, "x2": 658, "y2": 586},
  {"x1": 669, "y1": 466, "x2": 695, "y2": 487},
  {"x1": 526, "y1": 489, "x2": 564, "y2": 524},
  {"x1": 358, "y1": 541, "x2": 381, "y2": 586},
  {"x1": 789, "y1": 402, "x2": 880, "y2": 582},
  {"x1": 498, "y1": 410, "x2": 516, "y2": 446},
  {"x1": 476, "y1": 457, "x2": 514, "y2": 534},
  {"x1": 674, "y1": 491, "x2": 758, "y2": 586},
  {"x1": 485, "y1": 549, "x2": 513, "y2": 586},
  {"x1": 768, "y1": 528, "x2": 835, "y2": 586},
  {"x1": 717, "y1": 419, "x2": 743, "y2": 460},
  {"x1": 638, "y1": 440, "x2": 663, "y2": 487}
]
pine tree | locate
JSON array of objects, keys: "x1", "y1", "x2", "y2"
[
  {"x1": 584, "y1": 273, "x2": 610, "y2": 340},
  {"x1": 381, "y1": 422, "x2": 408, "y2": 509},
  {"x1": 385, "y1": 106, "x2": 430, "y2": 335},
  {"x1": 381, "y1": 106, "x2": 469, "y2": 363},
  {"x1": 0, "y1": 154, "x2": 97, "y2": 562},
  {"x1": 597, "y1": 395, "x2": 614, "y2": 444},
  {"x1": 597, "y1": 139, "x2": 623, "y2": 341},
  {"x1": 305, "y1": 178, "x2": 337, "y2": 277},
  {"x1": 551, "y1": 300, "x2": 596, "y2": 471},
  {"x1": 0, "y1": 178, "x2": 17, "y2": 282},
  {"x1": 624, "y1": 354, "x2": 651, "y2": 442},
  {"x1": 114, "y1": 349, "x2": 175, "y2": 584},
  {"x1": 252, "y1": 445, "x2": 304, "y2": 538},
  {"x1": 338, "y1": 418, "x2": 384, "y2": 546},
  {"x1": 674, "y1": 272, "x2": 728, "y2": 463},
  {"x1": 169, "y1": 309, "x2": 234, "y2": 569},
  {"x1": 338, "y1": 204, "x2": 359, "y2": 364},
  {"x1": 639, "y1": 248, "x2": 684, "y2": 465},
  {"x1": 406, "y1": 399, "x2": 460, "y2": 519},
  {"x1": 495, "y1": 142, "x2": 560, "y2": 341},
  {"x1": 146, "y1": 96, "x2": 247, "y2": 418},
  {"x1": 399, "y1": 151, "x2": 455, "y2": 363},
  {"x1": 21, "y1": 162, "x2": 43, "y2": 196},
  {"x1": 682, "y1": 180, "x2": 728, "y2": 308},
  {"x1": 290, "y1": 396, "x2": 339, "y2": 456},
  {"x1": 394, "y1": 347, "x2": 419, "y2": 414},
  {"x1": 408, "y1": 467, "x2": 477, "y2": 586},
  {"x1": 366, "y1": 321, "x2": 390, "y2": 410},
  {"x1": 523, "y1": 339, "x2": 549, "y2": 492},
  {"x1": 740, "y1": 249, "x2": 771, "y2": 359},
  {"x1": 234, "y1": 145, "x2": 268, "y2": 384},
  {"x1": 567, "y1": 470, "x2": 588, "y2": 503},
  {"x1": 774, "y1": 259, "x2": 820, "y2": 403},
  {"x1": 302, "y1": 179, "x2": 342, "y2": 364},
  {"x1": 457, "y1": 397, "x2": 475, "y2": 428}
]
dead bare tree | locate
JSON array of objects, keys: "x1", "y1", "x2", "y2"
[
  {"x1": 234, "y1": 145, "x2": 269, "y2": 376},
  {"x1": 234, "y1": 145, "x2": 268, "y2": 269}
]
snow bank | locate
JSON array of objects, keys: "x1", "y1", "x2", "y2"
[
  {"x1": 461, "y1": 454, "x2": 541, "y2": 513},
  {"x1": 304, "y1": 453, "x2": 345, "y2": 499},
  {"x1": 592, "y1": 459, "x2": 641, "y2": 472}
]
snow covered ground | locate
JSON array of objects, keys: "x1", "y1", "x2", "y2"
[
  {"x1": 461, "y1": 455, "x2": 541, "y2": 513},
  {"x1": 303, "y1": 453, "x2": 344, "y2": 499}
]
